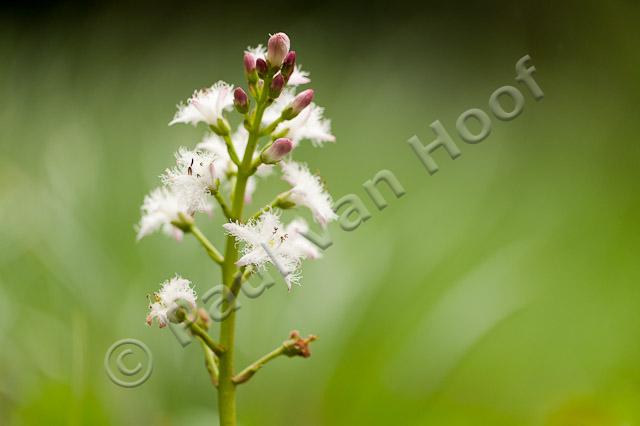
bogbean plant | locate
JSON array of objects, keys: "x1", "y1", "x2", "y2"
[{"x1": 136, "y1": 32, "x2": 337, "y2": 425}]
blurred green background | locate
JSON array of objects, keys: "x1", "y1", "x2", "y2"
[{"x1": 1, "y1": 1, "x2": 639, "y2": 424}]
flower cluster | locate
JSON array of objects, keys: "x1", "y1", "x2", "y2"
[{"x1": 139, "y1": 32, "x2": 338, "y2": 322}]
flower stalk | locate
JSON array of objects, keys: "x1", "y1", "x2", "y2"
[
  {"x1": 200, "y1": 339, "x2": 219, "y2": 387},
  {"x1": 221, "y1": 133, "x2": 242, "y2": 166},
  {"x1": 211, "y1": 185, "x2": 232, "y2": 219},
  {"x1": 173, "y1": 307, "x2": 226, "y2": 356},
  {"x1": 259, "y1": 116, "x2": 286, "y2": 136},
  {"x1": 250, "y1": 192, "x2": 294, "y2": 222},
  {"x1": 189, "y1": 320, "x2": 226, "y2": 356},
  {"x1": 232, "y1": 331, "x2": 318, "y2": 385}
]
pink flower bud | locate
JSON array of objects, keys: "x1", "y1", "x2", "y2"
[
  {"x1": 243, "y1": 52, "x2": 256, "y2": 74},
  {"x1": 256, "y1": 58, "x2": 268, "y2": 78},
  {"x1": 281, "y1": 51, "x2": 296, "y2": 79},
  {"x1": 233, "y1": 87, "x2": 249, "y2": 114},
  {"x1": 270, "y1": 73, "x2": 285, "y2": 98},
  {"x1": 261, "y1": 138, "x2": 293, "y2": 164},
  {"x1": 291, "y1": 89, "x2": 314, "y2": 114},
  {"x1": 267, "y1": 32, "x2": 290, "y2": 67}
]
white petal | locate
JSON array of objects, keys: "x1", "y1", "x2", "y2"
[
  {"x1": 280, "y1": 103, "x2": 335, "y2": 146},
  {"x1": 246, "y1": 45, "x2": 266, "y2": 58},
  {"x1": 287, "y1": 65, "x2": 311, "y2": 86},
  {"x1": 237, "y1": 248, "x2": 269, "y2": 267},
  {"x1": 280, "y1": 162, "x2": 337, "y2": 227},
  {"x1": 223, "y1": 221, "x2": 262, "y2": 246},
  {"x1": 169, "y1": 81, "x2": 234, "y2": 126},
  {"x1": 287, "y1": 219, "x2": 322, "y2": 259},
  {"x1": 136, "y1": 187, "x2": 186, "y2": 240}
]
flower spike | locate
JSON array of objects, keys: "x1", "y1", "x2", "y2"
[{"x1": 139, "y1": 33, "x2": 332, "y2": 422}]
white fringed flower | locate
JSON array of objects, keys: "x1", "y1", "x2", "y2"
[
  {"x1": 280, "y1": 161, "x2": 337, "y2": 227},
  {"x1": 146, "y1": 275, "x2": 197, "y2": 328},
  {"x1": 223, "y1": 211, "x2": 319, "y2": 289},
  {"x1": 283, "y1": 103, "x2": 335, "y2": 146},
  {"x1": 162, "y1": 148, "x2": 220, "y2": 215},
  {"x1": 169, "y1": 81, "x2": 234, "y2": 126},
  {"x1": 136, "y1": 187, "x2": 189, "y2": 241},
  {"x1": 246, "y1": 45, "x2": 310, "y2": 86}
]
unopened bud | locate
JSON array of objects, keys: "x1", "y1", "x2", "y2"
[
  {"x1": 233, "y1": 87, "x2": 249, "y2": 114},
  {"x1": 281, "y1": 51, "x2": 296, "y2": 79},
  {"x1": 282, "y1": 89, "x2": 314, "y2": 119},
  {"x1": 256, "y1": 58, "x2": 268, "y2": 78},
  {"x1": 267, "y1": 32, "x2": 290, "y2": 67},
  {"x1": 243, "y1": 52, "x2": 256, "y2": 73},
  {"x1": 269, "y1": 73, "x2": 285, "y2": 98},
  {"x1": 292, "y1": 89, "x2": 314, "y2": 113},
  {"x1": 244, "y1": 52, "x2": 258, "y2": 83},
  {"x1": 261, "y1": 138, "x2": 293, "y2": 164}
]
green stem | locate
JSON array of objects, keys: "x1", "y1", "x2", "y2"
[
  {"x1": 189, "y1": 225, "x2": 224, "y2": 265},
  {"x1": 222, "y1": 133, "x2": 242, "y2": 166},
  {"x1": 249, "y1": 194, "x2": 285, "y2": 222},
  {"x1": 217, "y1": 254, "x2": 237, "y2": 426},
  {"x1": 231, "y1": 345, "x2": 286, "y2": 385},
  {"x1": 211, "y1": 187, "x2": 232, "y2": 219},
  {"x1": 249, "y1": 155, "x2": 263, "y2": 172},
  {"x1": 217, "y1": 74, "x2": 272, "y2": 426},
  {"x1": 199, "y1": 337, "x2": 219, "y2": 387},
  {"x1": 259, "y1": 116, "x2": 284, "y2": 136},
  {"x1": 188, "y1": 321, "x2": 225, "y2": 356},
  {"x1": 230, "y1": 267, "x2": 254, "y2": 295},
  {"x1": 232, "y1": 332, "x2": 318, "y2": 385}
]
